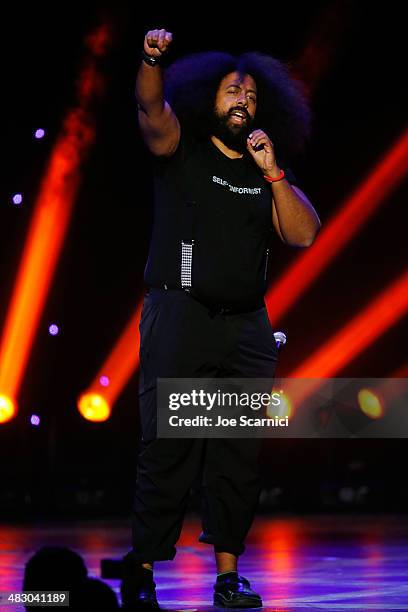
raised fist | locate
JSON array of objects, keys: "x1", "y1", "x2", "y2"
[{"x1": 144, "y1": 29, "x2": 173, "y2": 57}]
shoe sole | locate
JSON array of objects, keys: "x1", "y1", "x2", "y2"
[{"x1": 214, "y1": 593, "x2": 263, "y2": 608}]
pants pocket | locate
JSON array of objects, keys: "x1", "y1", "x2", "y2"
[
  {"x1": 262, "y1": 308, "x2": 280, "y2": 356},
  {"x1": 139, "y1": 296, "x2": 160, "y2": 368}
]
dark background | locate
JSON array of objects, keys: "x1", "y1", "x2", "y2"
[{"x1": 1, "y1": 2, "x2": 407, "y2": 519}]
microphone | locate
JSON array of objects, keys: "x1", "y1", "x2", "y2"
[{"x1": 273, "y1": 331, "x2": 287, "y2": 350}]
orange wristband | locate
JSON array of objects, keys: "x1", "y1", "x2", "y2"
[{"x1": 263, "y1": 169, "x2": 285, "y2": 182}]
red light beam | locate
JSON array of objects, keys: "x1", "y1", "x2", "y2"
[
  {"x1": 0, "y1": 22, "x2": 113, "y2": 419},
  {"x1": 266, "y1": 129, "x2": 408, "y2": 324},
  {"x1": 290, "y1": 268, "x2": 408, "y2": 378}
]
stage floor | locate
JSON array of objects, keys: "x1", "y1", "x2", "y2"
[{"x1": 1, "y1": 514, "x2": 408, "y2": 610}]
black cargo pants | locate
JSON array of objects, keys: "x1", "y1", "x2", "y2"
[{"x1": 129, "y1": 287, "x2": 279, "y2": 562}]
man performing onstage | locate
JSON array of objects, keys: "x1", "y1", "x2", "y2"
[{"x1": 121, "y1": 29, "x2": 321, "y2": 610}]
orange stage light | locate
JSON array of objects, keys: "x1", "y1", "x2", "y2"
[
  {"x1": 266, "y1": 129, "x2": 408, "y2": 324},
  {"x1": 0, "y1": 22, "x2": 112, "y2": 420},
  {"x1": 291, "y1": 268, "x2": 408, "y2": 378},
  {"x1": 77, "y1": 301, "x2": 143, "y2": 420},
  {"x1": 356, "y1": 375, "x2": 407, "y2": 421},
  {"x1": 267, "y1": 391, "x2": 293, "y2": 420},
  {"x1": 358, "y1": 389, "x2": 384, "y2": 419},
  {"x1": 275, "y1": 269, "x2": 408, "y2": 412},
  {"x1": 78, "y1": 392, "x2": 111, "y2": 422},
  {"x1": 0, "y1": 395, "x2": 16, "y2": 424}
]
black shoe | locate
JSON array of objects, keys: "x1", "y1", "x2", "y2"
[
  {"x1": 214, "y1": 571, "x2": 263, "y2": 608},
  {"x1": 120, "y1": 555, "x2": 160, "y2": 610}
]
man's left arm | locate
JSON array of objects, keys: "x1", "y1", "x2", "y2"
[
  {"x1": 270, "y1": 177, "x2": 320, "y2": 247},
  {"x1": 247, "y1": 129, "x2": 321, "y2": 247}
]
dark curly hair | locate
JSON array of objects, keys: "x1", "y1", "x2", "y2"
[{"x1": 164, "y1": 51, "x2": 312, "y2": 163}]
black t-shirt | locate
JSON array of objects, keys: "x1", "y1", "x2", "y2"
[{"x1": 144, "y1": 130, "x2": 298, "y2": 309}]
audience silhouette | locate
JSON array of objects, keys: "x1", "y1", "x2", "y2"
[{"x1": 23, "y1": 546, "x2": 119, "y2": 610}]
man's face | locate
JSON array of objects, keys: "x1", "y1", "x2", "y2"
[{"x1": 212, "y1": 71, "x2": 257, "y2": 152}]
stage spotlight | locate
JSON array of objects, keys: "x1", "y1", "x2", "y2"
[
  {"x1": 0, "y1": 21, "x2": 112, "y2": 425},
  {"x1": 34, "y1": 129, "x2": 45, "y2": 139},
  {"x1": 358, "y1": 389, "x2": 383, "y2": 419},
  {"x1": 12, "y1": 194, "x2": 23, "y2": 205},
  {"x1": 30, "y1": 414, "x2": 40, "y2": 426},
  {"x1": 0, "y1": 395, "x2": 16, "y2": 423},
  {"x1": 80, "y1": 301, "x2": 143, "y2": 414},
  {"x1": 266, "y1": 129, "x2": 408, "y2": 324},
  {"x1": 48, "y1": 324, "x2": 59, "y2": 336},
  {"x1": 267, "y1": 391, "x2": 293, "y2": 419},
  {"x1": 291, "y1": 269, "x2": 408, "y2": 378},
  {"x1": 99, "y1": 376, "x2": 110, "y2": 387},
  {"x1": 78, "y1": 393, "x2": 110, "y2": 422}
]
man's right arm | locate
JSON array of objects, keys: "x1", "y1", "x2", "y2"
[{"x1": 136, "y1": 29, "x2": 180, "y2": 157}]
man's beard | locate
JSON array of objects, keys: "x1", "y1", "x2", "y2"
[{"x1": 210, "y1": 108, "x2": 253, "y2": 154}]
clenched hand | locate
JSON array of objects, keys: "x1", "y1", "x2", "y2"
[{"x1": 144, "y1": 29, "x2": 173, "y2": 58}]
